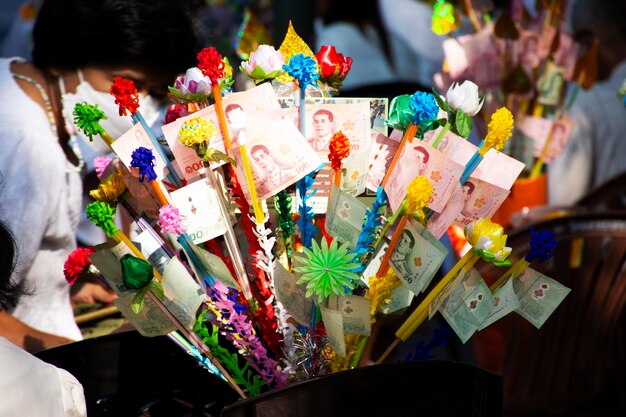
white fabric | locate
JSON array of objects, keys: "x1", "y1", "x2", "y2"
[
  {"x1": 0, "y1": 57, "x2": 82, "y2": 340},
  {"x1": 379, "y1": 0, "x2": 445, "y2": 87},
  {"x1": 0, "y1": 337, "x2": 87, "y2": 416},
  {"x1": 315, "y1": 22, "x2": 396, "y2": 90},
  {"x1": 548, "y1": 61, "x2": 626, "y2": 205}
]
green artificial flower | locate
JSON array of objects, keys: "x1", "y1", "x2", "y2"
[{"x1": 294, "y1": 237, "x2": 360, "y2": 301}]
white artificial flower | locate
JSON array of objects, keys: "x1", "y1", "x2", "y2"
[
  {"x1": 446, "y1": 80, "x2": 484, "y2": 116},
  {"x1": 175, "y1": 67, "x2": 211, "y2": 95},
  {"x1": 241, "y1": 45, "x2": 285, "y2": 76}
]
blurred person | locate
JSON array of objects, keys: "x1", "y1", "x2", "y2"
[
  {"x1": 314, "y1": 0, "x2": 397, "y2": 90},
  {"x1": 0, "y1": 219, "x2": 87, "y2": 416},
  {"x1": 0, "y1": 0, "x2": 200, "y2": 349},
  {"x1": 549, "y1": 0, "x2": 626, "y2": 205},
  {"x1": 378, "y1": 0, "x2": 445, "y2": 88}
]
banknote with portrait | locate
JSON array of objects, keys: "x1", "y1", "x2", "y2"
[
  {"x1": 162, "y1": 83, "x2": 282, "y2": 182},
  {"x1": 384, "y1": 140, "x2": 463, "y2": 213},
  {"x1": 231, "y1": 113, "x2": 323, "y2": 202}
]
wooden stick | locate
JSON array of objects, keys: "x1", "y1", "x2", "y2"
[
  {"x1": 375, "y1": 251, "x2": 479, "y2": 364},
  {"x1": 380, "y1": 123, "x2": 418, "y2": 188},
  {"x1": 75, "y1": 306, "x2": 119, "y2": 325}
]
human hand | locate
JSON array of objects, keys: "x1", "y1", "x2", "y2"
[{"x1": 71, "y1": 281, "x2": 117, "y2": 307}]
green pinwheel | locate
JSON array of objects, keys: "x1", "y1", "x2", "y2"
[{"x1": 294, "y1": 237, "x2": 360, "y2": 302}]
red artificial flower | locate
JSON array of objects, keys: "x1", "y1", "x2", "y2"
[
  {"x1": 164, "y1": 104, "x2": 187, "y2": 124},
  {"x1": 328, "y1": 131, "x2": 351, "y2": 170},
  {"x1": 63, "y1": 246, "x2": 96, "y2": 285},
  {"x1": 315, "y1": 45, "x2": 353, "y2": 80},
  {"x1": 196, "y1": 47, "x2": 225, "y2": 84},
  {"x1": 110, "y1": 77, "x2": 139, "y2": 116}
]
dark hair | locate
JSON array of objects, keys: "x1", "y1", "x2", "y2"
[
  {"x1": 0, "y1": 220, "x2": 25, "y2": 310},
  {"x1": 320, "y1": 0, "x2": 394, "y2": 69},
  {"x1": 250, "y1": 144, "x2": 270, "y2": 155},
  {"x1": 400, "y1": 229, "x2": 415, "y2": 248},
  {"x1": 32, "y1": 0, "x2": 201, "y2": 82},
  {"x1": 414, "y1": 146, "x2": 430, "y2": 164},
  {"x1": 570, "y1": 0, "x2": 626, "y2": 53},
  {"x1": 463, "y1": 181, "x2": 475, "y2": 194},
  {"x1": 313, "y1": 109, "x2": 334, "y2": 122}
]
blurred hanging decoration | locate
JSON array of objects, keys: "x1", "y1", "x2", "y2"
[
  {"x1": 235, "y1": 8, "x2": 272, "y2": 61},
  {"x1": 431, "y1": 1, "x2": 460, "y2": 36}
]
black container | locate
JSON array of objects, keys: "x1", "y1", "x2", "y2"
[
  {"x1": 223, "y1": 360, "x2": 502, "y2": 417},
  {"x1": 36, "y1": 330, "x2": 239, "y2": 417}
]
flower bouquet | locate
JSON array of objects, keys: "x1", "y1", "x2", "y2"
[{"x1": 63, "y1": 21, "x2": 571, "y2": 402}]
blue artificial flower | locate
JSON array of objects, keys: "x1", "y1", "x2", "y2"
[
  {"x1": 409, "y1": 91, "x2": 439, "y2": 125},
  {"x1": 525, "y1": 228, "x2": 557, "y2": 262},
  {"x1": 130, "y1": 146, "x2": 157, "y2": 182},
  {"x1": 283, "y1": 54, "x2": 320, "y2": 91}
]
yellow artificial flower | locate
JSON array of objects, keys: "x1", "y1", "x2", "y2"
[
  {"x1": 178, "y1": 117, "x2": 217, "y2": 148},
  {"x1": 89, "y1": 172, "x2": 126, "y2": 202},
  {"x1": 481, "y1": 107, "x2": 514, "y2": 156},
  {"x1": 465, "y1": 218, "x2": 512, "y2": 261},
  {"x1": 366, "y1": 270, "x2": 402, "y2": 322},
  {"x1": 406, "y1": 175, "x2": 434, "y2": 210}
]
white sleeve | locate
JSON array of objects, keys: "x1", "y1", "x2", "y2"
[
  {"x1": 547, "y1": 107, "x2": 593, "y2": 206},
  {"x1": 378, "y1": 0, "x2": 445, "y2": 62},
  {"x1": 0, "y1": 127, "x2": 58, "y2": 284},
  {"x1": 57, "y1": 367, "x2": 87, "y2": 417}
]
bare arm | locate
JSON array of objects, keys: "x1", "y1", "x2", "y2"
[{"x1": 0, "y1": 311, "x2": 74, "y2": 353}]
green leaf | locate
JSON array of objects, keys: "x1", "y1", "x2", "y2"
[
  {"x1": 431, "y1": 88, "x2": 452, "y2": 113},
  {"x1": 131, "y1": 286, "x2": 150, "y2": 314},
  {"x1": 167, "y1": 86, "x2": 210, "y2": 104},
  {"x1": 435, "y1": 118, "x2": 448, "y2": 127},
  {"x1": 202, "y1": 148, "x2": 236, "y2": 166},
  {"x1": 454, "y1": 111, "x2": 472, "y2": 139},
  {"x1": 149, "y1": 280, "x2": 165, "y2": 301}
]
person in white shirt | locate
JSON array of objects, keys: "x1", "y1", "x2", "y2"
[
  {"x1": 0, "y1": 219, "x2": 87, "y2": 417},
  {"x1": 0, "y1": 0, "x2": 200, "y2": 350},
  {"x1": 548, "y1": 0, "x2": 626, "y2": 205}
]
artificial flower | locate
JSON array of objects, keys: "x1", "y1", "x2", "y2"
[
  {"x1": 409, "y1": 91, "x2": 439, "y2": 125},
  {"x1": 526, "y1": 228, "x2": 557, "y2": 262},
  {"x1": 63, "y1": 246, "x2": 95, "y2": 285},
  {"x1": 406, "y1": 175, "x2": 434, "y2": 212},
  {"x1": 197, "y1": 47, "x2": 225, "y2": 84},
  {"x1": 465, "y1": 218, "x2": 512, "y2": 263},
  {"x1": 89, "y1": 172, "x2": 126, "y2": 202},
  {"x1": 130, "y1": 147, "x2": 157, "y2": 182},
  {"x1": 446, "y1": 81, "x2": 484, "y2": 116},
  {"x1": 174, "y1": 67, "x2": 212, "y2": 96},
  {"x1": 482, "y1": 107, "x2": 514, "y2": 155},
  {"x1": 157, "y1": 205, "x2": 187, "y2": 236},
  {"x1": 110, "y1": 77, "x2": 139, "y2": 116},
  {"x1": 283, "y1": 53, "x2": 319, "y2": 90},
  {"x1": 86, "y1": 201, "x2": 118, "y2": 238},
  {"x1": 294, "y1": 237, "x2": 360, "y2": 301},
  {"x1": 93, "y1": 155, "x2": 112, "y2": 179},
  {"x1": 164, "y1": 104, "x2": 187, "y2": 124},
  {"x1": 328, "y1": 131, "x2": 350, "y2": 170},
  {"x1": 315, "y1": 45, "x2": 353, "y2": 89},
  {"x1": 178, "y1": 117, "x2": 217, "y2": 148},
  {"x1": 120, "y1": 254, "x2": 154, "y2": 290},
  {"x1": 73, "y1": 102, "x2": 106, "y2": 141},
  {"x1": 240, "y1": 45, "x2": 285, "y2": 83}
]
